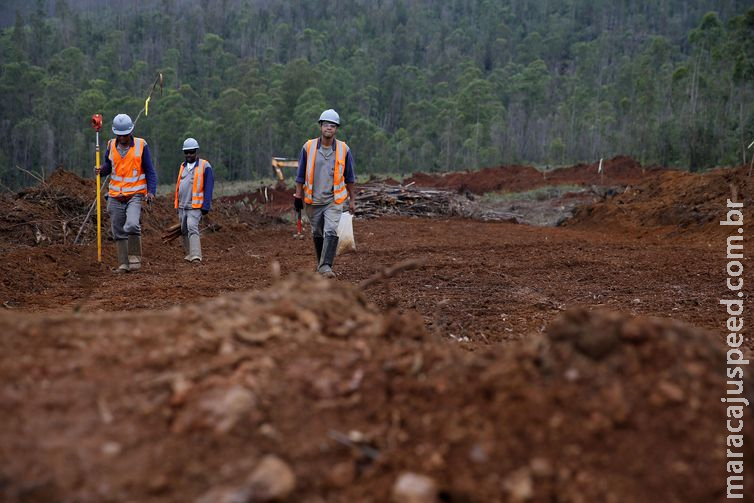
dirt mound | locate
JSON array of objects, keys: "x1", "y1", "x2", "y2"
[
  {"x1": 566, "y1": 165, "x2": 754, "y2": 237},
  {"x1": 363, "y1": 174, "x2": 401, "y2": 186},
  {"x1": 20, "y1": 168, "x2": 94, "y2": 203},
  {"x1": 0, "y1": 169, "x2": 97, "y2": 247},
  {"x1": 545, "y1": 155, "x2": 663, "y2": 186},
  {"x1": 0, "y1": 275, "x2": 748, "y2": 501},
  {"x1": 405, "y1": 164, "x2": 541, "y2": 194},
  {"x1": 403, "y1": 156, "x2": 657, "y2": 195},
  {"x1": 0, "y1": 169, "x2": 286, "y2": 250}
]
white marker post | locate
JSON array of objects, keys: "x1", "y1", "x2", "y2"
[{"x1": 598, "y1": 157, "x2": 604, "y2": 184}]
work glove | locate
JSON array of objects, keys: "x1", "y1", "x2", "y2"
[
  {"x1": 144, "y1": 193, "x2": 155, "y2": 205},
  {"x1": 293, "y1": 195, "x2": 303, "y2": 211},
  {"x1": 94, "y1": 165, "x2": 102, "y2": 175},
  {"x1": 201, "y1": 209, "x2": 209, "y2": 215}
]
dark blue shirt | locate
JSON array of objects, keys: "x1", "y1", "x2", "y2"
[
  {"x1": 100, "y1": 136, "x2": 158, "y2": 195},
  {"x1": 295, "y1": 138, "x2": 356, "y2": 184},
  {"x1": 201, "y1": 164, "x2": 214, "y2": 212}
]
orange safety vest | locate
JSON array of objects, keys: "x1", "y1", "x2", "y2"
[
  {"x1": 107, "y1": 137, "x2": 148, "y2": 197},
  {"x1": 303, "y1": 138, "x2": 348, "y2": 205},
  {"x1": 174, "y1": 159, "x2": 207, "y2": 209}
]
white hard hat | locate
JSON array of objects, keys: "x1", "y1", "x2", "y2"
[
  {"x1": 318, "y1": 109, "x2": 340, "y2": 125},
  {"x1": 182, "y1": 138, "x2": 200, "y2": 151},
  {"x1": 112, "y1": 114, "x2": 134, "y2": 135}
]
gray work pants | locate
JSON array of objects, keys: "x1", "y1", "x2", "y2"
[
  {"x1": 178, "y1": 208, "x2": 202, "y2": 238},
  {"x1": 108, "y1": 194, "x2": 143, "y2": 240},
  {"x1": 306, "y1": 202, "x2": 342, "y2": 239}
]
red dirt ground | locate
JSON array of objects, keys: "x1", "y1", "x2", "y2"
[
  {"x1": 403, "y1": 156, "x2": 662, "y2": 195},
  {"x1": 567, "y1": 165, "x2": 754, "y2": 239},
  {"x1": 1, "y1": 159, "x2": 752, "y2": 502}
]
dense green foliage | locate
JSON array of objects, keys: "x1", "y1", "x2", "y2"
[{"x1": 1, "y1": 0, "x2": 753, "y2": 190}]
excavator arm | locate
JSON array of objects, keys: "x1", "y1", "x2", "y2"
[{"x1": 272, "y1": 157, "x2": 299, "y2": 182}]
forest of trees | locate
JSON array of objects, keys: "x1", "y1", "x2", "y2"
[{"x1": 0, "y1": 0, "x2": 753, "y2": 190}]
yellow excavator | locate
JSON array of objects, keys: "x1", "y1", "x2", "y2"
[
  {"x1": 272, "y1": 157, "x2": 305, "y2": 239},
  {"x1": 272, "y1": 157, "x2": 299, "y2": 187}
]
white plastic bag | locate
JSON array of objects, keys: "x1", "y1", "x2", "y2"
[{"x1": 336, "y1": 211, "x2": 356, "y2": 255}]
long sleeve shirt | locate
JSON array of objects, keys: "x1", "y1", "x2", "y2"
[
  {"x1": 100, "y1": 137, "x2": 158, "y2": 195},
  {"x1": 201, "y1": 164, "x2": 214, "y2": 212}
]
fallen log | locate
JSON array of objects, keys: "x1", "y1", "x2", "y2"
[
  {"x1": 161, "y1": 221, "x2": 222, "y2": 243},
  {"x1": 161, "y1": 222, "x2": 182, "y2": 243}
]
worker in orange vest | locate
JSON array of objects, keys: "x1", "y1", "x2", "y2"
[
  {"x1": 293, "y1": 109, "x2": 356, "y2": 278},
  {"x1": 174, "y1": 138, "x2": 214, "y2": 262},
  {"x1": 96, "y1": 113, "x2": 157, "y2": 273}
]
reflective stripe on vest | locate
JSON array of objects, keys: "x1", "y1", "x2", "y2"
[
  {"x1": 108, "y1": 137, "x2": 148, "y2": 197},
  {"x1": 174, "y1": 159, "x2": 207, "y2": 209},
  {"x1": 303, "y1": 138, "x2": 348, "y2": 205}
]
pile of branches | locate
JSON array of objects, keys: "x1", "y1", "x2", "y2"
[
  {"x1": 354, "y1": 182, "x2": 476, "y2": 219},
  {"x1": 18, "y1": 184, "x2": 90, "y2": 218},
  {"x1": 0, "y1": 171, "x2": 96, "y2": 246}
]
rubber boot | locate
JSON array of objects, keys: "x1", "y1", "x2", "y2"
[
  {"x1": 182, "y1": 235, "x2": 190, "y2": 261},
  {"x1": 188, "y1": 234, "x2": 202, "y2": 262},
  {"x1": 313, "y1": 236, "x2": 324, "y2": 272},
  {"x1": 127, "y1": 235, "x2": 142, "y2": 271},
  {"x1": 318, "y1": 236, "x2": 339, "y2": 279},
  {"x1": 115, "y1": 239, "x2": 130, "y2": 273}
]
